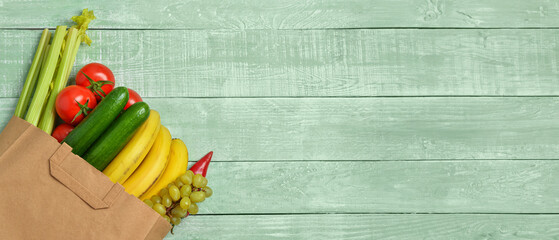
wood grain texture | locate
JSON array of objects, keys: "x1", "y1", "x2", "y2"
[
  {"x1": 2, "y1": 97, "x2": 559, "y2": 161},
  {"x1": 2, "y1": 1, "x2": 559, "y2": 239},
  {"x1": 3, "y1": 29, "x2": 559, "y2": 98},
  {"x1": 165, "y1": 214, "x2": 559, "y2": 240},
  {"x1": 1, "y1": 0, "x2": 559, "y2": 29},
  {"x1": 151, "y1": 97, "x2": 559, "y2": 161},
  {"x1": 194, "y1": 161, "x2": 559, "y2": 214}
]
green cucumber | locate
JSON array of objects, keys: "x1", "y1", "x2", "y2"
[
  {"x1": 83, "y1": 102, "x2": 150, "y2": 171},
  {"x1": 62, "y1": 87, "x2": 129, "y2": 156}
]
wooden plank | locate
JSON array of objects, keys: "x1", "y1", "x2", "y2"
[
  {"x1": 166, "y1": 214, "x2": 559, "y2": 240},
  {"x1": 195, "y1": 161, "x2": 559, "y2": 214},
  {"x1": 3, "y1": 29, "x2": 559, "y2": 98},
  {"x1": 1, "y1": 97, "x2": 559, "y2": 161},
  {"x1": 2, "y1": 0, "x2": 559, "y2": 29},
  {"x1": 155, "y1": 97, "x2": 559, "y2": 161}
]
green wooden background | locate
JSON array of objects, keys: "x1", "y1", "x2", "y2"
[{"x1": 1, "y1": 1, "x2": 559, "y2": 239}]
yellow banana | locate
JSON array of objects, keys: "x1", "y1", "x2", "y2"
[
  {"x1": 122, "y1": 125, "x2": 171, "y2": 197},
  {"x1": 140, "y1": 139, "x2": 189, "y2": 200},
  {"x1": 103, "y1": 110, "x2": 161, "y2": 184}
]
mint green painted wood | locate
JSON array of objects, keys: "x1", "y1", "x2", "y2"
[
  {"x1": 1, "y1": 1, "x2": 559, "y2": 239},
  {"x1": 1, "y1": 97, "x2": 559, "y2": 161},
  {"x1": 147, "y1": 97, "x2": 559, "y2": 161},
  {"x1": 167, "y1": 214, "x2": 559, "y2": 240},
  {"x1": 3, "y1": 29, "x2": 559, "y2": 98},
  {"x1": 1, "y1": 0, "x2": 559, "y2": 29}
]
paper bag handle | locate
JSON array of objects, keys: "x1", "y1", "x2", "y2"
[{"x1": 49, "y1": 143, "x2": 123, "y2": 209}]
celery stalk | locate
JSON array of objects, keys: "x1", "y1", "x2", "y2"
[
  {"x1": 14, "y1": 29, "x2": 51, "y2": 118},
  {"x1": 25, "y1": 26, "x2": 67, "y2": 126},
  {"x1": 63, "y1": 34, "x2": 82, "y2": 82},
  {"x1": 63, "y1": 9, "x2": 96, "y2": 83},
  {"x1": 25, "y1": 26, "x2": 66, "y2": 126},
  {"x1": 38, "y1": 28, "x2": 79, "y2": 133}
]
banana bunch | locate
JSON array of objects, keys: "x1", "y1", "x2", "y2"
[{"x1": 103, "y1": 110, "x2": 189, "y2": 198}]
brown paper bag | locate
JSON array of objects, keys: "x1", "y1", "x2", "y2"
[{"x1": 0, "y1": 116, "x2": 171, "y2": 239}]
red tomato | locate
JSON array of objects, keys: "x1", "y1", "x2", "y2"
[
  {"x1": 52, "y1": 123, "x2": 75, "y2": 143},
  {"x1": 75, "y1": 63, "x2": 115, "y2": 100},
  {"x1": 124, "y1": 88, "x2": 143, "y2": 110},
  {"x1": 55, "y1": 85, "x2": 98, "y2": 126}
]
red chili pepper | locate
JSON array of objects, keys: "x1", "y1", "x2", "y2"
[{"x1": 189, "y1": 151, "x2": 213, "y2": 177}]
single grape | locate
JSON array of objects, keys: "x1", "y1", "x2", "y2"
[
  {"x1": 159, "y1": 188, "x2": 168, "y2": 197},
  {"x1": 152, "y1": 203, "x2": 166, "y2": 216},
  {"x1": 178, "y1": 208, "x2": 188, "y2": 218},
  {"x1": 167, "y1": 183, "x2": 177, "y2": 190},
  {"x1": 171, "y1": 216, "x2": 181, "y2": 225},
  {"x1": 151, "y1": 195, "x2": 162, "y2": 204},
  {"x1": 143, "y1": 199, "x2": 154, "y2": 208},
  {"x1": 180, "y1": 173, "x2": 193, "y2": 185},
  {"x1": 175, "y1": 178, "x2": 184, "y2": 188},
  {"x1": 171, "y1": 206, "x2": 187, "y2": 218},
  {"x1": 192, "y1": 174, "x2": 207, "y2": 188},
  {"x1": 162, "y1": 194, "x2": 173, "y2": 207},
  {"x1": 180, "y1": 185, "x2": 192, "y2": 197},
  {"x1": 180, "y1": 197, "x2": 191, "y2": 210},
  {"x1": 188, "y1": 202, "x2": 199, "y2": 215},
  {"x1": 190, "y1": 191, "x2": 206, "y2": 203},
  {"x1": 203, "y1": 186, "x2": 213, "y2": 198},
  {"x1": 202, "y1": 176, "x2": 208, "y2": 187},
  {"x1": 169, "y1": 185, "x2": 181, "y2": 201},
  {"x1": 163, "y1": 215, "x2": 171, "y2": 223},
  {"x1": 184, "y1": 170, "x2": 194, "y2": 179}
]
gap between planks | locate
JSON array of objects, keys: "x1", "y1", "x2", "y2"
[
  {"x1": 6, "y1": 27, "x2": 559, "y2": 31},
  {"x1": 193, "y1": 212, "x2": 559, "y2": 216},
  {"x1": 5, "y1": 96, "x2": 559, "y2": 99}
]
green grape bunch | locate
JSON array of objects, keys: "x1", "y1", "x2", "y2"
[{"x1": 142, "y1": 170, "x2": 213, "y2": 228}]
